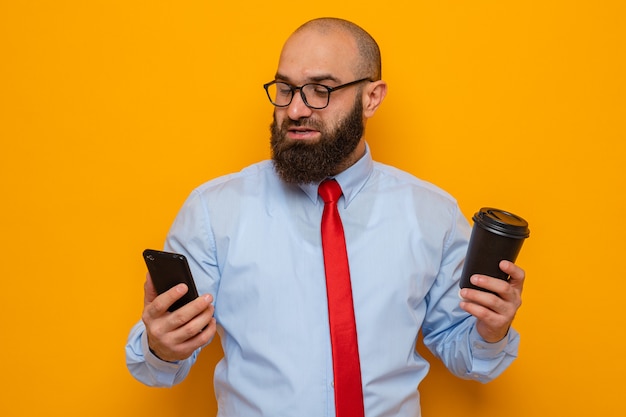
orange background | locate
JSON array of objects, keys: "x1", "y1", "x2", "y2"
[{"x1": 1, "y1": 1, "x2": 624, "y2": 416}]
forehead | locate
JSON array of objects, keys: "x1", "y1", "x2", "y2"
[{"x1": 276, "y1": 28, "x2": 359, "y2": 83}]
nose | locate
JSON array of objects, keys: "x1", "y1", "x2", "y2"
[{"x1": 286, "y1": 89, "x2": 314, "y2": 120}]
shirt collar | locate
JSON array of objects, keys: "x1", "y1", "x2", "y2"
[{"x1": 299, "y1": 143, "x2": 374, "y2": 208}]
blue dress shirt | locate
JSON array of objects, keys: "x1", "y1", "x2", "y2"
[{"x1": 126, "y1": 145, "x2": 519, "y2": 417}]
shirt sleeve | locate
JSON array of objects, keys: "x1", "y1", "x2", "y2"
[
  {"x1": 125, "y1": 188, "x2": 219, "y2": 387},
  {"x1": 125, "y1": 320, "x2": 198, "y2": 387},
  {"x1": 421, "y1": 204, "x2": 520, "y2": 383}
]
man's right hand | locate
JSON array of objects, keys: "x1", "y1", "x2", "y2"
[{"x1": 141, "y1": 273, "x2": 216, "y2": 362}]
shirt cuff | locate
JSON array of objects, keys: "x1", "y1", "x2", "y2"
[
  {"x1": 467, "y1": 325, "x2": 520, "y2": 382},
  {"x1": 470, "y1": 325, "x2": 513, "y2": 357},
  {"x1": 141, "y1": 331, "x2": 183, "y2": 386}
]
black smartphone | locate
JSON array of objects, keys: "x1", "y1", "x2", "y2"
[{"x1": 142, "y1": 249, "x2": 199, "y2": 312}]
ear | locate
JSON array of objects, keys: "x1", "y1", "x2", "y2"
[{"x1": 362, "y1": 80, "x2": 387, "y2": 118}]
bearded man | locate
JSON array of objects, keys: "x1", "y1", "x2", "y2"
[{"x1": 126, "y1": 17, "x2": 525, "y2": 417}]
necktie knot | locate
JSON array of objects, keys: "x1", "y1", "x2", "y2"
[{"x1": 318, "y1": 179, "x2": 343, "y2": 204}]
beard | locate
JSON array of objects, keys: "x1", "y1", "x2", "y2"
[{"x1": 270, "y1": 97, "x2": 364, "y2": 184}]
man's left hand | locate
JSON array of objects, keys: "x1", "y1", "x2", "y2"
[{"x1": 459, "y1": 260, "x2": 525, "y2": 343}]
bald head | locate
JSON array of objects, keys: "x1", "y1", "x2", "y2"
[
  {"x1": 291, "y1": 18, "x2": 382, "y2": 81},
  {"x1": 269, "y1": 18, "x2": 388, "y2": 183}
]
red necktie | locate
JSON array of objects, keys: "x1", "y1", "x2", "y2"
[{"x1": 318, "y1": 179, "x2": 365, "y2": 417}]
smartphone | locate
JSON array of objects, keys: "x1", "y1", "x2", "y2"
[{"x1": 142, "y1": 249, "x2": 199, "y2": 312}]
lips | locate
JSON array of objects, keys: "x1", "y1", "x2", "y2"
[{"x1": 286, "y1": 126, "x2": 320, "y2": 140}]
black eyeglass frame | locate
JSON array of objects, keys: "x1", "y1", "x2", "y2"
[{"x1": 263, "y1": 77, "x2": 373, "y2": 110}]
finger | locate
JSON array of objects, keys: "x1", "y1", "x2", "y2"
[
  {"x1": 160, "y1": 298, "x2": 215, "y2": 355},
  {"x1": 460, "y1": 299, "x2": 512, "y2": 342},
  {"x1": 460, "y1": 288, "x2": 516, "y2": 333},
  {"x1": 144, "y1": 272, "x2": 159, "y2": 305},
  {"x1": 146, "y1": 297, "x2": 216, "y2": 361},
  {"x1": 163, "y1": 317, "x2": 217, "y2": 361},
  {"x1": 169, "y1": 301, "x2": 215, "y2": 344},
  {"x1": 460, "y1": 284, "x2": 507, "y2": 313},
  {"x1": 467, "y1": 275, "x2": 521, "y2": 311},
  {"x1": 165, "y1": 294, "x2": 214, "y2": 332},
  {"x1": 145, "y1": 283, "x2": 189, "y2": 319},
  {"x1": 467, "y1": 274, "x2": 511, "y2": 298},
  {"x1": 460, "y1": 297, "x2": 498, "y2": 320},
  {"x1": 500, "y1": 260, "x2": 525, "y2": 290}
]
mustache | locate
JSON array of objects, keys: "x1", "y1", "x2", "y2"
[{"x1": 281, "y1": 117, "x2": 323, "y2": 130}]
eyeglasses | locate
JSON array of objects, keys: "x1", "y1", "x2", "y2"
[{"x1": 263, "y1": 78, "x2": 372, "y2": 110}]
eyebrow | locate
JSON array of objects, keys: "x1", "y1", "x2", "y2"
[{"x1": 274, "y1": 73, "x2": 341, "y2": 85}]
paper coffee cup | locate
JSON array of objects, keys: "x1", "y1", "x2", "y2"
[{"x1": 459, "y1": 207, "x2": 530, "y2": 293}]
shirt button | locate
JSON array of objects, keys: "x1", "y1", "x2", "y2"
[{"x1": 331, "y1": 381, "x2": 334, "y2": 387}]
